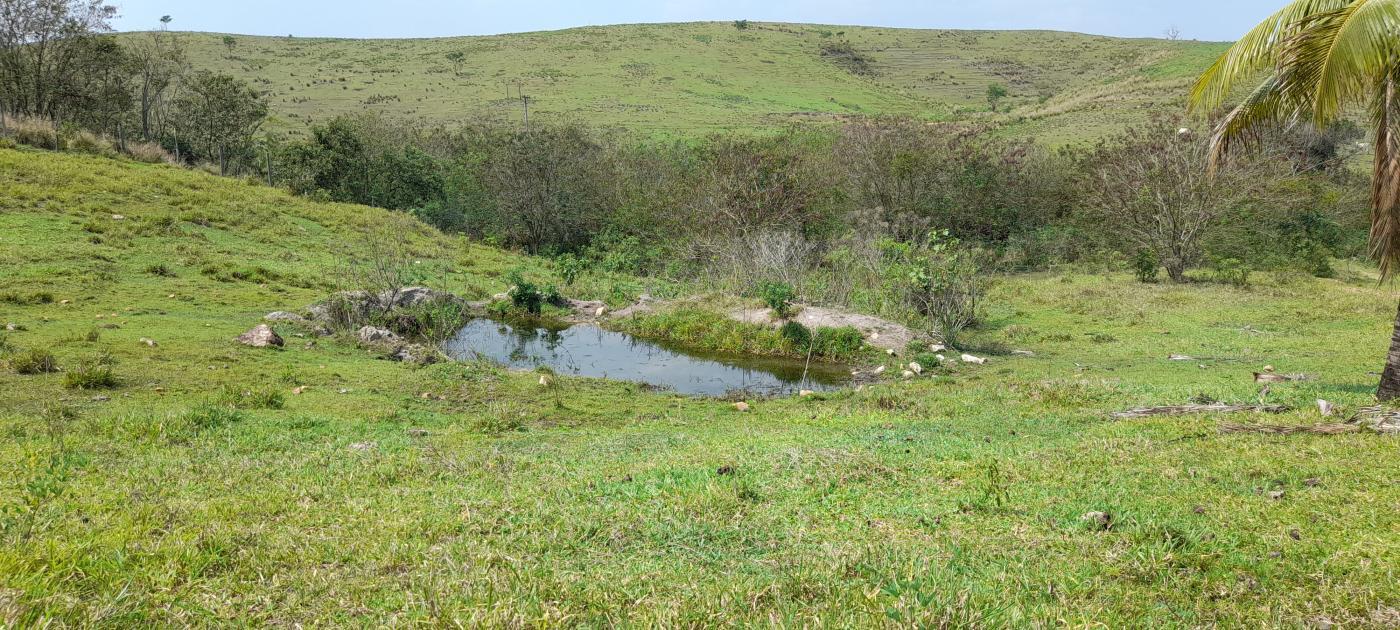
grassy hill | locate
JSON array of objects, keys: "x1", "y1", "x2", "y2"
[
  {"x1": 154, "y1": 22, "x2": 1227, "y2": 142},
  {"x1": 3, "y1": 147, "x2": 1398, "y2": 625}
]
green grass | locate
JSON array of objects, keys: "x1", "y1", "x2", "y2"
[
  {"x1": 145, "y1": 23, "x2": 1225, "y2": 142},
  {"x1": 2, "y1": 147, "x2": 1399, "y2": 625}
]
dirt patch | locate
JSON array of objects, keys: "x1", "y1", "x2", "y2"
[{"x1": 730, "y1": 305, "x2": 928, "y2": 353}]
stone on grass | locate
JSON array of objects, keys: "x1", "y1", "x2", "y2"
[
  {"x1": 389, "y1": 344, "x2": 438, "y2": 365},
  {"x1": 734, "y1": 402, "x2": 750, "y2": 412},
  {"x1": 138, "y1": 337, "x2": 158, "y2": 347},
  {"x1": 264, "y1": 311, "x2": 306, "y2": 323},
  {"x1": 908, "y1": 362, "x2": 923, "y2": 375},
  {"x1": 961, "y1": 354, "x2": 987, "y2": 365},
  {"x1": 236, "y1": 324, "x2": 283, "y2": 348},
  {"x1": 1081, "y1": 511, "x2": 1112, "y2": 530},
  {"x1": 357, "y1": 326, "x2": 400, "y2": 345},
  {"x1": 799, "y1": 390, "x2": 815, "y2": 397}
]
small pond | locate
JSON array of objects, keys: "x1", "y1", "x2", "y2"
[{"x1": 442, "y1": 318, "x2": 852, "y2": 397}]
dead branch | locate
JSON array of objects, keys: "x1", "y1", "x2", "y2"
[{"x1": 1220, "y1": 423, "x2": 1362, "y2": 435}]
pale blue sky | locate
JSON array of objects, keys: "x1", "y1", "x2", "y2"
[{"x1": 110, "y1": 1, "x2": 1281, "y2": 41}]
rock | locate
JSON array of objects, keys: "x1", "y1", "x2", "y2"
[
  {"x1": 385, "y1": 286, "x2": 461, "y2": 309},
  {"x1": 236, "y1": 324, "x2": 284, "y2": 348},
  {"x1": 1168, "y1": 354, "x2": 1194, "y2": 361},
  {"x1": 961, "y1": 354, "x2": 986, "y2": 365},
  {"x1": 901, "y1": 370, "x2": 915, "y2": 379},
  {"x1": 886, "y1": 348, "x2": 897, "y2": 356},
  {"x1": 407, "y1": 428, "x2": 430, "y2": 438},
  {"x1": 1012, "y1": 350, "x2": 1035, "y2": 356},
  {"x1": 5, "y1": 323, "x2": 17, "y2": 331},
  {"x1": 338, "y1": 388, "x2": 350, "y2": 394},
  {"x1": 908, "y1": 362, "x2": 923, "y2": 375},
  {"x1": 799, "y1": 389, "x2": 815, "y2": 397},
  {"x1": 357, "y1": 326, "x2": 400, "y2": 345},
  {"x1": 111, "y1": 214, "x2": 125, "y2": 220},
  {"x1": 594, "y1": 306, "x2": 608, "y2": 317},
  {"x1": 59, "y1": 299, "x2": 71, "y2": 305},
  {"x1": 873, "y1": 365, "x2": 886, "y2": 375},
  {"x1": 349, "y1": 441, "x2": 376, "y2": 452},
  {"x1": 1303, "y1": 477, "x2": 1321, "y2": 487},
  {"x1": 929, "y1": 344, "x2": 947, "y2": 353},
  {"x1": 1262, "y1": 365, "x2": 1276, "y2": 373},
  {"x1": 138, "y1": 337, "x2": 157, "y2": 347},
  {"x1": 1081, "y1": 511, "x2": 1112, "y2": 530},
  {"x1": 936, "y1": 354, "x2": 949, "y2": 363},
  {"x1": 389, "y1": 343, "x2": 438, "y2": 365},
  {"x1": 292, "y1": 386, "x2": 308, "y2": 395},
  {"x1": 538, "y1": 374, "x2": 554, "y2": 387},
  {"x1": 167, "y1": 294, "x2": 176, "y2": 299},
  {"x1": 90, "y1": 395, "x2": 110, "y2": 402},
  {"x1": 734, "y1": 402, "x2": 750, "y2": 412},
  {"x1": 264, "y1": 311, "x2": 306, "y2": 323},
  {"x1": 1267, "y1": 490, "x2": 1286, "y2": 501},
  {"x1": 1316, "y1": 400, "x2": 1335, "y2": 417},
  {"x1": 716, "y1": 465, "x2": 735, "y2": 476}
]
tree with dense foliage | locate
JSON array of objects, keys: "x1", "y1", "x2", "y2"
[
  {"x1": 0, "y1": 0, "x2": 118, "y2": 120},
  {"x1": 128, "y1": 18, "x2": 186, "y2": 141},
  {"x1": 1191, "y1": 0, "x2": 1400, "y2": 399},
  {"x1": 172, "y1": 70, "x2": 267, "y2": 175},
  {"x1": 986, "y1": 83, "x2": 1008, "y2": 112}
]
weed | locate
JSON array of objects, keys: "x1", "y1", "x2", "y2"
[
  {"x1": 757, "y1": 281, "x2": 797, "y2": 319},
  {"x1": 10, "y1": 348, "x2": 59, "y2": 374},
  {"x1": 62, "y1": 359, "x2": 118, "y2": 390},
  {"x1": 0, "y1": 291, "x2": 55, "y2": 306},
  {"x1": 215, "y1": 385, "x2": 286, "y2": 410},
  {"x1": 144, "y1": 263, "x2": 176, "y2": 277}
]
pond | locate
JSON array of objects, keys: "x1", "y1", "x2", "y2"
[{"x1": 442, "y1": 318, "x2": 852, "y2": 397}]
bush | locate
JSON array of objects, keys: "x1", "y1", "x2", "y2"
[
  {"x1": 1132, "y1": 249, "x2": 1159, "y2": 283},
  {"x1": 63, "y1": 360, "x2": 118, "y2": 389},
  {"x1": 811, "y1": 326, "x2": 865, "y2": 361},
  {"x1": 145, "y1": 263, "x2": 176, "y2": 277},
  {"x1": 881, "y1": 232, "x2": 987, "y2": 347},
  {"x1": 1210, "y1": 257, "x2": 1251, "y2": 287},
  {"x1": 757, "y1": 281, "x2": 797, "y2": 319},
  {"x1": 10, "y1": 348, "x2": 59, "y2": 374},
  {"x1": 0, "y1": 291, "x2": 55, "y2": 306},
  {"x1": 780, "y1": 321, "x2": 812, "y2": 349},
  {"x1": 68, "y1": 130, "x2": 115, "y2": 157},
  {"x1": 9, "y1": 116, "x2": 59, "y2": 149},
  {"x1": 126, "y1": 141, "x2": 176, "y2": 164},
  {"x1": 506, "y1": 271, "x2": 545, "y2": 315},
  {"x1": 555, "y1": 253, "x2": 586, "y2": 286}
]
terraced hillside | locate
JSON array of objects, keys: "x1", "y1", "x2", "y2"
[{"x1": 149, "y1": 22, "x2": 1227, "y2": 141}]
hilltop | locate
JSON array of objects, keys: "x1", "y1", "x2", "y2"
[{"x1": 147, "y1": 22, "x2": 1227, "y2": 142}]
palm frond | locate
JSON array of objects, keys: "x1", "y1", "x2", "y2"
[
  {"x1": 1190, "y1": 0, "x2": 1354, "y2": 111},
  {"x1": 1277, "y1": 0, "x2": 1400, "y2": 123},
  {"x1": 1206, "y1": 73, "x2": 1304, "y2": 171}
]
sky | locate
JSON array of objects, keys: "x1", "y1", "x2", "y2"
[{"x1": 110, "y1": 0, "x2": 1282, "y2": 41}]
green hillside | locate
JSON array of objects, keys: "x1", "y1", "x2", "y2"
[
  {"x1": 3, "y1": 147, "x2": 1398, "y2": 625},
  {"x1": 155, "y1": 22, "x2": 1227, "y2": 141}
]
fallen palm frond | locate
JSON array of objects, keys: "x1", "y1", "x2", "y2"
[
  {"x1": 1354, "y1": 406, "x2": 1400, "y2": 434},
  {"x1": 1220, "y1": 422, "x2": 1362, "y2": 435},
  {"x1": 1110, "y1": 403, "x2": 1289, "y2": 420},
  {"x1": 1253, "y1": 372, "x2": 1314, "y2": 383}
]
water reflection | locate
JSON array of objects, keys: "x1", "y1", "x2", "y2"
[{"x1": 442, "y1": 318, "x2": 851, "y2": 397}]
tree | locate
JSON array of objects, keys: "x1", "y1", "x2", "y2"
[
  {"x1": 127, "y1": 17, "x2": 186, "y2": 141},
  {"x1": 172, "y1": 71, "x2": 267, "y2": 175},
  {"x1": 986, "y1": 83, "x2": 1008, "y2": 112},
  {"x1": 1081, "y1": 118, "x2": 1266, "y2": 283},
  {"x1": 1190, "y1": 0, "x2": 1400, "y2": 399},
  {"x1": 222, "y1": 35, "x2": 237, "y2": 52},
  {"x1": 445, "y1": 51, "x2": 465, "y2": 76},
  {"x1": 0, "y1": 0, "x2": 118, "y2": 119}
]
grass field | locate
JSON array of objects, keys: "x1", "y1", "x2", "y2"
[
  {"x1": 143, "y1": 22, "x2": 1227, "y2": 142},
  {"x1": 2, "y1": 147, "x2": 1398, "y2": 626}
]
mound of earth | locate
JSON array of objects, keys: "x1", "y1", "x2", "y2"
[{"x1": 731, "y1": 305, "x2": 929, "y2": 353}]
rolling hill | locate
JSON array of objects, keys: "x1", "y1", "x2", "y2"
[{"x1": 148, "y1": 22, "x2": 1228, "y2": 142}]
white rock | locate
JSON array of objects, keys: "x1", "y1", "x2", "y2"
[
  {"x1": 799, "y1": 390, "x2": 815, "y2": 397},
  {"x1": 886, "y1": 348, "x2": 896, "y2": 356},
  {"x1": 1317, "y1": 400, "x2": 1335, "y2": 417},
  {"x1": 961, "y1": 354, "x2": 986, "y2": 365},
  {"x1": 901, "y1": 370, "x2": 915, "y2": 379},
  {"x1": 734, "y1": 402, "x2": 750, "y2": 412},
  {"x1": 929, "y1": 344, "x2": 946, "y2": 353},
  {"x1": 908, "y1": 362, "x2": 923, "y2": 375},
  {"x1": 873, "y1": 365, "x2": 886, "y2": 375},
  {"x1": 594, "y1": 306, "x2": 607, "y2": 317},
  {"x1": 539, "y1": 374, "x2": 554, "y2": 387}
]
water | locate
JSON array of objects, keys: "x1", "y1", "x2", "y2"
[{"x1": 442, "y1": 318, "x2": 852, "y2": 397}]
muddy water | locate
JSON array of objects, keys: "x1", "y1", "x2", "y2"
[{"x1": 442, "y1": 318, "x2": 852, "y2": 397}]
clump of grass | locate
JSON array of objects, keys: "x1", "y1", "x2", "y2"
[
  {"x1": 10, "y1": 347, "x2": 59, "y2": 374},
  {"x1": 62, "y1": 359, "x2": 118, "y2": 390},
  {"x1": 0, "y1": 291, "x2": 55, "y2": 306},
  {"x1": 8, "y1": 115, "x2": 59, "y2": 149},
  {"x1": 183, "y1": 403, "x2": 245, "y2": 430},
  {"x1": 144, "y1": 263, "x2": 176, "y2": 277},
  {"x1": 215, "y1": 385, "x2": 286, "y2": 410},
  {"x1": 125, "y1": 141, "x2": 175, "y2": 164}
]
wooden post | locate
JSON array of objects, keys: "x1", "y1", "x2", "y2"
[
  {"x1": 521, "y1": 95, "x2": 530, "y2": 129},
  {"x1": 265, "y1": 144, "x2": 273, "y2": 186}
]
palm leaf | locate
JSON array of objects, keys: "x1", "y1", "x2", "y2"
[
  {"x1": 1190, "y1": 0, "x2": 1354, "y2": 111},
  {"x1": 1206, "y1": 73, "x2": 1306, "y2": 171},
  {"x1": 1277, "y1": 0, "x2": 1400, "y2": 123}
]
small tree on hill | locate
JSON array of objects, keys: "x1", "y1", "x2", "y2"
[{"x1": 986, "y1": 83, "x2": 1008, "y2": 112}]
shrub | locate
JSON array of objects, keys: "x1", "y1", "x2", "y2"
[
  {"x1": 1210, "y1": 257, "x2": 1251, "y2": 288},
  {"x1": 881, "y1": 232, "x2": 987, "y2": 347},
  {"x1": 1132, "y1": 249, "x2": 1159, "y2": 283},
  {"x1": 126, "y1": 141, "x2": 176, "y2": 164},
  {"x1": 506, "y1": 271, "x2": 544, "y2": 315},
  {"x1": 9, "y1": 116, "x2": 59, "y2": 149},
  {"x1": 733, "y1": 19, "x2": 750, "y2": 30},
  {"x1": 757, "y1": 281, "x2": 797, "y2": 319},
  {"x1": 10, "y1": 348, "x2": 58, "y2": 374},
  {"x1": 184, "y1": 403, "x2": 244, "y2": 430},
  {"x1": 145, "y1": 263, "x2": 176, "y2": 277},
  {"x1": 555, "y1": 253, "x2": 585, "y2": 286},
  {"x1": 780, "y1": 321, "x2": 812, "y2": 349},
  {"x1": 68, "y1": 130, "x2": 115, "y2": 157},
  {"x1": 62, "y1": 360, "x2": 118, "y2": 390}
]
